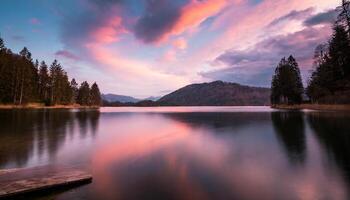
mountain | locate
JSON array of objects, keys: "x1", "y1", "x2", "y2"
[
  {"x1": 144, "y1": 96, "x2": 162, "y2": 101},
  {"x1": 157, "y1": 81, "x2": 270, "y2": 106},
  {"x1": 102, "y1": 94, "x2": 140, "y2": 103}
]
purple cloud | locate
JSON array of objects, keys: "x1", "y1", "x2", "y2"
[
  {"x1": 11, "y1": 35, "x2": 25, "y2": 42},
  {"x1": 133, "y1": 0, "x2": 185, "y2": 43},
  {"x1": 205, "y1": 25, "x2": 333, "y2": 87},
  {"x1": 268, "y1": 7, "x2": 314, "y2": 27},
  {"x1": 55, "y1": 50, "x2": 80, "y2": 61},
  {"x1": 303, "y1": 9, "x2": 338, "y2": 26}
]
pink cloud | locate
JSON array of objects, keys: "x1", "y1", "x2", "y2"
[
  {"x1": 173, "y1": 38, "x2": 187, "y2": 50},
  {"x1": 91, "y1": 16, "x2": 127, "y2": 44},
  {"x1": 171, "y1": 0, "x2": 230, "y2": 35},
  {"x1": 161, "y1": 49, "x2": 177, "y2": 62},
  {"x1": 151, "y1": 0, "x2": 232, "y2": 44}
]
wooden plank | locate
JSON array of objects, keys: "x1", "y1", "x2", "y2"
[{"x1": 0, "y1": 166, "x2": 92, "y2": 198}]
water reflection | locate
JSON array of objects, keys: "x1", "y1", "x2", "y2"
[
  {"x1": 0, "y1": 108, "x2": 350, "y2": 200},
  {"x1": 163, "y1": 112, "x2": 271, "y2": 131},
  {"x1": 308, "y1": 112, "x2": 350, "y2": 183},
  {"x1": 271, "y1": 112, "x2": 306, "y2": 164},
  {"x1": 0, "y1": 109, "x2": 100, "y2": 168}
]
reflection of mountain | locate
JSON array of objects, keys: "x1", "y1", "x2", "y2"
[
  {"x1": 271, "y1": 112, "x2": 306, "y2": 164},
  {"x1": 308, "y1": 112, "x2": 350, "y2": 181},
  {"x1": 0, "y1": 110, "x2": 100, "y2": 168},
  {"x1": 162, "y1": 112, "x2": 271, "y2": 131}
]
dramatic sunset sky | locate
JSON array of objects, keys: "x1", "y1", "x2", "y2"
[{"x1": 0, "y1": 0, "x2": 339, "y2": 98}]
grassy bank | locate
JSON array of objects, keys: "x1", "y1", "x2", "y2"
[
  {"x1": 0, "y1": 103, "x2": 100, "y2": 109},
  {"x1": 272, "y1": 104, "x2": 350, "y2": 111}
]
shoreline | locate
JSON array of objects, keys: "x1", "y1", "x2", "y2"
[
  {"x1": 271, "y1": 104, "x2": 350, "y2": 111},
  {"x1": 0, "y1": 104, "x2": 100, "y2": 110}
]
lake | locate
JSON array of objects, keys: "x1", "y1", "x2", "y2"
[{"x1": 0, "y1": 107, "x2": 350, "y2": 200}]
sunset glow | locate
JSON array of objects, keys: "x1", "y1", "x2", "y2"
[{"x1": 0, "y1": 0, "x2": 338, "y2": 97}]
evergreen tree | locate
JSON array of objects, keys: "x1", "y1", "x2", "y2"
[
  {"x1": 271, "y1": 74, "x2": 280, "y2": 104},
  {"x1": 90, "y1": 82, "x2": 101, "y2": 106},
  {"x1": 77, "y1": 81, "x2": 90, "y2": 106},
  {"x1": 61, "y1": 72, "x2": 73, "y2": 105},
  {"x1": 38, "y1": 61, "x2": 50, "y2": 103},
  {"x1": 271, "y1": 56, "x2": 304, "y2": 104},
  {"x1": 306, "y1": 46, "x2": 333, "y2": 102},
  {"x1": 17, "y1": 47, "x2": 37, "y2": 104},
  {"x1": 328, "y1": 25, "x2": 350, "y2": 82},
  {"x1": 307, "y1": 1, "x2": 350, "y2": 103},
  {"x1": 338, "y1": 0, "x2": 350, "y2": 34},
  {"x1": 34, "y1": 59, "x2": 39, "y2": 70},
  {"x1": 70, "y1": 78, "x2": 78, "y2": 104},
  {"x1": 0, "y1": 37, "x2": 100, "y2": 107},
  {"x1": 19, "y1": 47, "x2": 32, "y2": 61},
  {"x1": 0, "y1": 36, "x2": 5, "y2": 51}
]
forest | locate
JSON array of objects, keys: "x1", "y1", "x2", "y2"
[
  {"x1": 271, "y1": 0, "x2": 350, "y2": 105},
  {"x1": 0, "y1": 38, "x2": 101, "y2": 106}
]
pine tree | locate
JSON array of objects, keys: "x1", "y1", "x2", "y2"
[
  {"x1": 0, "y1": 36, "x2": 5, "y2": 51},
  {"x1": 18, "y1": 47, "x2": 36, "y2": 105},
  {"x1": 338, "y1": 0, "x2": 350, "y2": 34},
  {"x1": 271, "y1": 74, "x2": 280, "y2": 104},
  {"x1": 271, "y1": 56, "x2": 304, "y2": 104},
  {"x1": 90, "y1": 82, "x2": 101, "y2": 106},
  {"x1": 306, "y1": 46, "x2": 333, "y2": 102},
  {"x1": 70, "y1": 78, "x2": 78, "y2": 104},
  {"x1": 38, "y1": 61, "x2": 50, "y2": 103},
  {"x1": 288, "y1": 55, "x2": 304, "y2": 103},
  {"x1": 77, "y1": 81, "x2": 90, "y2": 106},
  {"x1": 61, "y1": 72, "x2": 73, "y2": 105},
  {"x1": 306, "y1": 2, "x2": 350, "y2": 103},
  {"x1": 0, "y1": 37, "x2": 100, "y2": 106},
  {"x1": 328, "y1": 25, "x2": 350, "y2": 83},
  {"x1": 19, "y1": 47, "x2": 32, "y2": 61}
]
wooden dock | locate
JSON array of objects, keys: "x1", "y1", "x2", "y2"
[{"x1": 0, "y1": 166, "x2": 92, "y2": 198}]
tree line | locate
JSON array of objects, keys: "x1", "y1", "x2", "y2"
[
  {"x1": 271, "y1": 0, "x2": 350, "y2": 104},
  {"x1": 0, "y1": 37, "x2": 101, "y2": 106}
]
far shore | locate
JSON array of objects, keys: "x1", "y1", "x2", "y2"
[
  {"x1": 271, "y1": 104, "x2": 350, "y2": 111},
  {"x1": 0, "y1": 103, "x2": 100, "y2": 110}
]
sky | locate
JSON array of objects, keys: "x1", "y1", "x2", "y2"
[{"x1": 0, "y1": 0, "x2": 340, "y2": 98}]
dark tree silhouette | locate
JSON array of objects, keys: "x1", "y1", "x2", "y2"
[
  {"x1": 307, "y1": 2, "x2": 350, "y2": 104},
  {"x1": 77, "y1": 81, "x2": 90, "y2": 106},
  {"x1": 0, "y1": 35, "x2": 101, "y2": 106},
  {"x1": 271, "y1": 56, "x2": 304, "y2": 104},
  {"x1": 0, "y1": 37, "x2": 5, "y2": 51},
  {"x1": 338, "y1": 0, "x2": 350, "y2": 34},
  {"x1": 38, "y1": 61, "x2": 50, "y2": 103},
  {"x1": 70, "y1": 78, "x2": 79, "y2": 104},
  {"x1": 90, "y1": 82, "x2": 102, "y2": 106}
]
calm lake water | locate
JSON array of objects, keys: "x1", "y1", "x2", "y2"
[{"x1": 1, "y1": 107, "x2": 350, "y2": 200}]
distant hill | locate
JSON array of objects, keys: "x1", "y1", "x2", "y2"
[
  {"x1": 101, "y1": 94, "x2": 140, "y2": 103},
  {"x1": 101, "y1": 94, "x2": 162, "y2": 103},
  {"x1": 157, "y1": 81, "x2": 270, "y2": 106},
  {"x1": 144, "y1": 96, "x2": 162, "y2": 101}
]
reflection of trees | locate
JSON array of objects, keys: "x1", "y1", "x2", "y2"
[
  {"x1": 308, "y1": 112, "x2": 350, "y2": 181},
  {"x1": 89, "y1": 111, "x2": 100, "y2": 137},
  {"x1": 76, "y1": 110, "x2": 100, "y2": 138},
  {"x1": 76, "y1": 111, "x2": 89, "y2": 138},
  {"x1": 0, "y1": 110, "x2": 37, "y2": 166},
  {"x1": 0, "y1": 109, "x2": 100, "y2": 168},
  {"x1": 271, "y1": 112, "x2": 306, "y2": 165},
  {"x1": 162, "y1": 112, "x2": 271, "y2": 131}
]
